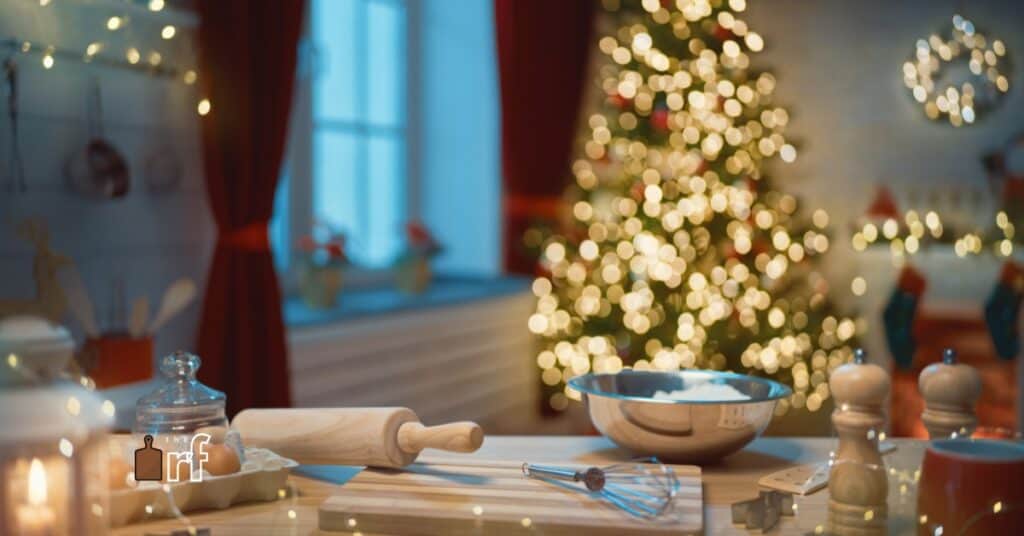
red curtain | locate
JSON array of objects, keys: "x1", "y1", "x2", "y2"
[
  {"x1": 495, "y1": 0, "x2": 595, "y2": 274},
  {"x1": 196, "y1": 1, "x2": 305, "y2": 416}
]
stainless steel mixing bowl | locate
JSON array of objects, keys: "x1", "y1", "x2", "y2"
[{"x1": 569, "y1": 370, "x2": 792, "y2": 463}]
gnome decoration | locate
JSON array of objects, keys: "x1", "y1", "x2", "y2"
[
  {"x1": 983, "y1": 133, "x2": 1024, "y2": 227},
  {"x1": 396, "y1": 221, "x2": 442, "y2": 294},
  {"x1": 852, "y1": 185, "x2": 907, "y2": 244},
  {"x1": 865, "y1": 185, "x2": 901, "y2": 227}
]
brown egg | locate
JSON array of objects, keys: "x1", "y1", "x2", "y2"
[
  {"x1": 197, "y1": 442, "x2": 241, "y2": 476},
  {"x1": 194, "y1": 425, "x2": 229, "y2": 444},
  {"x1": 108, "y1": 457, "x2": 132, "y2": 490}
]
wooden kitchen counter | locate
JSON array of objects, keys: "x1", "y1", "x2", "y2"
[{"x1": 112, "y1": 436, "x2": 926, "y2": 535}]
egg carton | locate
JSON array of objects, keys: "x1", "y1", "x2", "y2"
[{"x1": 109, "y1": 447, "x2": 298, "y2": 527}]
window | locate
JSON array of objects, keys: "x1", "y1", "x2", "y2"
[
  {"x1": 273, "y1": 0, "x2": 409, "y2": 272},
  {"x1": 272, "y1": 0, "x2": 503, "y2": 293}
]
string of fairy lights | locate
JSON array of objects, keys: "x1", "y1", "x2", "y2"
[
  {"x1": 850, "y1": 209, "x2": 1017, "y2": 273},
  {"x1": 4, "y1": 0, "x2": 210, "y2": 116},
  {"x1": 529, "y1": 0, "x2": 856, "y2": 414}
]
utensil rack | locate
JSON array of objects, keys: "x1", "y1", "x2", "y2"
[{"x1": 1, "y1": 37, "x2": 191, "y2": 81}]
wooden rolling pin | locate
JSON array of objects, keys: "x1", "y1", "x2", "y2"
[{"x1": 231, "y1": 407, "x2": 484, "y2": 468}]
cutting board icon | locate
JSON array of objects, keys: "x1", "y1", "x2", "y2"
[{"x1": 134, "y1": 434, "x2": 163, "y2": 481}]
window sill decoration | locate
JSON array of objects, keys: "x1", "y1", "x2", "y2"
[
  {"x1": 395, "y1": 222, "x2": 443, "y2": 295},
  {"x1": 295, "y1": 223, "x2": 348, "y2": 310}
]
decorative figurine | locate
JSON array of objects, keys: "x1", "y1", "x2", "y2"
[
  {"x1": 918, "y1": 348, "x2": 982, "y2": 439},
  {"x1": 0, "y1": 220, "x2": 72, "y2": 322},
  {"x1": 982, "y1": 131, "x2": 1024, "y2": 229},
  {"x1": 827, "y1": 348, "x2": 889, "y2": 535}
]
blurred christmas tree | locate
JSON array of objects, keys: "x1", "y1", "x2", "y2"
[{"x1": 529, "y1": 0, "x2": 857, "y2": 416}]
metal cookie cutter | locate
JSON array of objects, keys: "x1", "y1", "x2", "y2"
[{"x1": 731, "y1": 490, "x2": 795, "y2": 531}]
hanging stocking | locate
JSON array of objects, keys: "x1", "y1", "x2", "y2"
[
  {"x1": 984, "y1": 261, "x2": 1023, "y2": 360},
  {"x1": 883, "y1": 265, "x2": 927, "y2": 369}
]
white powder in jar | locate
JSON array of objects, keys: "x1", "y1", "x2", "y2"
[{"x1": 652, "y1": 382, "x2": 750, "y2": 401}]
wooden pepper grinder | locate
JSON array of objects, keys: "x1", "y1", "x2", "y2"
[
  {"x1": 918, "y1": 348, "x2": 982, "y2": 439},
  {"x1": 827, "y1": 348, "x2": 889, "y2": 535}
]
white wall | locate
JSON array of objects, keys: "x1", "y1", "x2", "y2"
[
  {"x1": 0, "y1": 2, "x2": 212, "y2": 359},
  {"x1": 744, "y1": 0, "x2": 1024, "y2": 256},
  {"x1": 417, "y1": 0, "x2": 502, "y2": 277}
]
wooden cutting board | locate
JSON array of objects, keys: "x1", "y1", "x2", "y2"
[{"x1": 319, "y1": 459, "x2": 702, "y2": 535}]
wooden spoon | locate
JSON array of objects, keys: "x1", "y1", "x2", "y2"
[
  {"x1": 63, "y1": 269, "x2": 98, "y2": 337},
  {"x1": 148, "y1": 279, "x2": 196, "y2": 335},
  {"x1": 128, "y1": 296, "x2": 149, "y2": 338}
]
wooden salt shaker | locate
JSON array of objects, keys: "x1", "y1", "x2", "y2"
[
  {"x1": 827, "y1": 349, "x2": 889, "y2": 535},
  {"x1": 918, "y1": 348, "x2": 982, "y2": 439}
]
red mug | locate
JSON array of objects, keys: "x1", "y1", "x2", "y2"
[{"x1": 917, "y1": 439, "x2": 1024, "y2": 535}]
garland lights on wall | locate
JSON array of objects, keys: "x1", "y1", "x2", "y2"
[
  {"x1": 2, "y1": 0, "x2": 209, "y2": 116},
  {"x1": 902, "y1": 14, "x2": 1010, "y2": 127}
]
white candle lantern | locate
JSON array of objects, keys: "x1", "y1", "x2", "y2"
[{"x1": 0, "y1": 316, "x2": 114, "y2": 535}]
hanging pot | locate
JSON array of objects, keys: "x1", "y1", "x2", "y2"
[{"x1": 65, "y1": 77, "x2": 130, "y2": 198}]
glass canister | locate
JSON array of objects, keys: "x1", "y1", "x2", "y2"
[{"x1": 131, "y1": 351, "x2": 243, "y2": 482}]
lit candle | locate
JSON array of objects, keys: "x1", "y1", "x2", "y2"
[{"x1": 16, "y1": 458, "x2": 55, "y2": 536}]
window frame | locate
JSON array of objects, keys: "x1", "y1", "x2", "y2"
[{"x1": 278, "y1": 0, "x2": 419, "y2": 290}]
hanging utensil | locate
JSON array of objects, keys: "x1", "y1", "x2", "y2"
[
  {"x1": 522, "y1": 457, "x2": 680, "y2": 519},
  {"x1": 65, "y1": 77, "x2": 130, "y2": 198},
  {"x1": 4, "y1": 56, "x2": 26, "y2": 193},
  {"x1": 148, "y1": 278, "x2": 196, "y2": 334}
]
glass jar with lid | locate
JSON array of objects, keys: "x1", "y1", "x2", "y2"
[{"x1": 132, "y1": 351, "x2": 243, "y2": 481}]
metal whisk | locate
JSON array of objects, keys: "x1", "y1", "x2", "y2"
[{"x1": 522, "y1": 457, "x2": 679, "y2": 519}]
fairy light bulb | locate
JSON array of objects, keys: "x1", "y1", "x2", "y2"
[
  {"x1": 84, "y1": 42, "x2": 102, "y2": 59},
  {"x1": 27, "y1": 458, "x2": 47, "y2": 505},
  {"x1": 101, "y1": 400, "x2": 116, "y2": 417}
]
